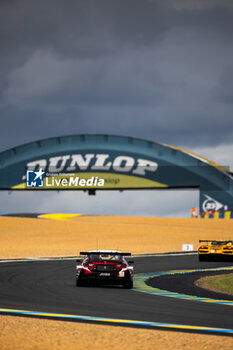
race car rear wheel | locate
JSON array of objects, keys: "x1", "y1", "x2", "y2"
[
  {"x1": 76, "y1": 278, "x2": 84, "y2": 286},
  {"x1": 123, "y1": 280, "x2": 133, "y2": 289},
  {"x1": 199, "y1": 254, "x2": 208, "y2": 261},
  {"x1": 76, "y1": 270, "x2": 86, "y2": 286}
]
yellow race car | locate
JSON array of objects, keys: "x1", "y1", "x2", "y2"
[{"x1": 198, "y1": 240, "x2": 233, "y2": 261}]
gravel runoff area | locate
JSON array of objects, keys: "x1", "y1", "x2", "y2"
[
  {"x1": 1, "y1": 315, "x2": 233, "y2": 350},
  {"x1": 0, "y1": 215, "x2": 233, "y2": 350},
  {"x1": 0, "y1": 215, "x2": 233, "y2": 258}
]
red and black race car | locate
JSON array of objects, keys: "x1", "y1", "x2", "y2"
[{"x1": 76, "y1": 250, "x2": 134, "y2": 288}]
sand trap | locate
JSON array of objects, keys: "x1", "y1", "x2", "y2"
[
  {"x1": 0, "y1": 215, "x2": 232, "y2": 258},
  {"x1": 0, "y1": 316, "x2": 232, "y2": 350}
]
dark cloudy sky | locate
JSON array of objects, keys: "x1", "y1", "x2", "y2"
[{"x1": 0, "y1": 0, "x2": 232, "y2": 216}]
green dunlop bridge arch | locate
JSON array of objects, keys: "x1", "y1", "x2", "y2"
[{"x1": 0, "y1": 134, "x2": 232, "y2": 213}]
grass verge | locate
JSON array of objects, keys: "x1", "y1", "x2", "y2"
[{"x1": 195, "y1": 273, "x2": 233, "y2": 296}]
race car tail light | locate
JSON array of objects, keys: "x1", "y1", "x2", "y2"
[
  {"x1": 83, "y1": 263, "x2": 95, "y2": 269},
  {"x1": 116, "y1": 263, "x2": 127, "y2": 271},
  {"x1": 223, "y1": 247, "x2": 233, "y2": 250},
  {"x1": 200, "y1": 246, "x2": 208, "y2": 249}
]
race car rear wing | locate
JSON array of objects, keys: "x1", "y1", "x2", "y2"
[
  {"x1": 199, "y1": 240, "x2": 214, "y2": 242},
  {"x1": 80, "y1": 251, "x2": 131, "y2": 256},
  {"x1": 199, "y1": 240, "x2": 226, "y2": 242}
]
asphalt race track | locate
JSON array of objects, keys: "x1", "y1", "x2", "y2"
[{"x1": 0, "y1": 254, "x2": 233, "y2": 334}]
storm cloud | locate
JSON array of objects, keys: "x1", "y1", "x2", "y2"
[{"x1": 0, "y1": 0, "x2": 232, "y2": 215}]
